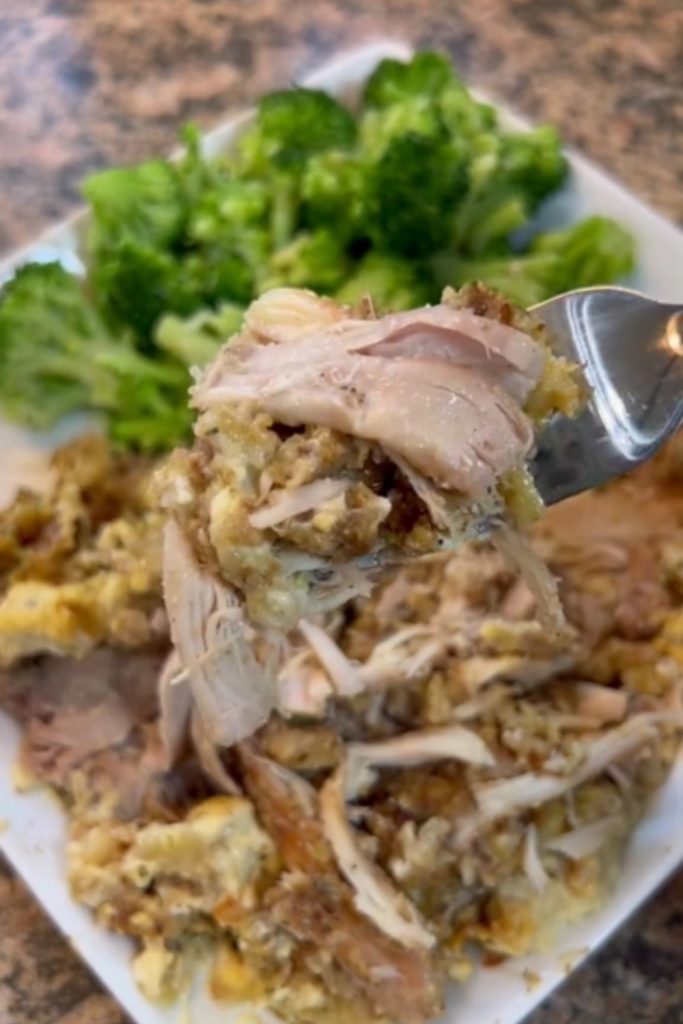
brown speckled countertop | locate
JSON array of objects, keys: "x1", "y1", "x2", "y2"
[{"x1": 0, "y1": 2, "x2": 682, "y2": 1023}]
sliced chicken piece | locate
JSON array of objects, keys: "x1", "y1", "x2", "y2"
[
  {"x1": 572, "y1": 683, "x2": 629, "y2": 724},
  {"x1": 348, "y1": 724, "x2": 496, "y2": 771},
  {"x1": 193, "y1": 287, "x2": 546, "y2": 498},
  {"x1": 244, "y1": 286, "x2": 348, "y2": 344},
  {"x1": 239, "y1": 288, "x2": 544, "y2": 402},
  {"x1": 240, "y1": 742, "x2": 439, "y2": 958},
  {"x1": 318, "y1": 726, "x2": 496, "y2": 952},
  {"x1": 331, "y1": 303, "x2": 544, "y2": 403},
  {"x1": 240, "y1": 728, "x2": 444, "y2": 1016},
  {"x1": 197, "y1": 353, "x2": 533, "y2": 496},
  {"x1": 0, "y1": 648, "x2": 196, "y2": 819}
]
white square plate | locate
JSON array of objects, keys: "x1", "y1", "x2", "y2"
[{"x1": 1, "y1": 39, "x2": 682, "y2": 1024}]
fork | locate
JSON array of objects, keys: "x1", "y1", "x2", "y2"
[{"x1": 530, "y1": 287, "x2": 683, "y2": 505}]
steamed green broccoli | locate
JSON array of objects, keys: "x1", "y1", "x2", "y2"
[
  {"x1": 89, "y1": 241, "x2": 201, "y2": 345},
  {"x1": 360, "y1": 53, "x2": 494, "y2": 159},
  {"x1": 88, "y1": 146, "x2": 271, "y2": 340},
  {"x1": 531, "y1": 216, "x2": 636, "y2": 287},
  {"x1": 259, "y1": 88, "x2": 357, "y2": 163},
  {"x1": 2, "y1": 51, "x2": 638, "y2": 457},
  {"x1": 233, "y1": 88, "x2": 358, "y2": 249},
  {"x1": 335, "y1": 251, "x2": 432, "y2": 311},
  {"x1": 500, "y1": 125, "x2": 567, "y2": 206},
  {"x1": 368, "y1": 132, "x2": 468, "y2": 258},
  {"x1": 453, "y1": 126, "x2": 568, "y2": 252},
  {"x1": 155, "y1": 302, "x2": 245, "y2": 368},
  {"x1": 437, "y1": 216, "x2": 636, "y2": 306},
  {"x1": 258, "y1": 230, "x2": 350, "y2": 294},
  {"x1": 237, "y1": 87, "x2": 357, "y2": 175},
  {"x1": 184, "y1": 178, "x2": 272, "y2": 302},
  {"x1": 0, "y1": 263, "x2": 191, "y2": 449},
  {"x1": 83, "y1": 159, "x2": 186, "y2": 251},
  {"x1": 438, "y1": 81, "x2": 497, "y2": 140},
  {"x1": 362, "y1": 52, "x2": 453, "y2": 108},
  {"x1": 358, "y1": 101, "x2": 444, "y2": 160},
  {"x1": 301, "y1": 151, "x2": 369, "y2": 238},
  {"x1": 359, "y1": 50, "x2": 566, "y2": 260},
  {"x1": 187, "y1": 179, "x2": 269, "y2": 241}
]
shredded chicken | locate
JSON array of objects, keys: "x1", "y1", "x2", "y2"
[
  {"x1": 523, "y1": 824, "x2": 549, "y2": 894},
  {"x1": 1, "y1": 354, "x2": 682, "y2": 1024},
  {"x1": 319, "y1": 765, "x2": 437, "y2": 950},
  {"x1": 158, "y1": 651, "x2": 191, "y2": 769},
  {"x1": 546, "y1": 818, "x2": 621, "y2": 860},
  {"x1": 470, "y1": 712, "x2": 675, "y2": 828},
  {"x1": 162, "y1": 519, "x2": 278, "y2": 746},
  {"x1": 317, "y1": 725, "x2": 496, "y2": 950},
  {"x1": 158, "y1": 284, "x2": 579, "y2": 643}
]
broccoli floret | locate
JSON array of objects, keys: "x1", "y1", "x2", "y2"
[
  {"x1": 91, "y1": 235, "x2": 257, "y2": 342},
  {"x1": 452, "y1": 125, "x2": 567, "y2": 253},
  {"x1": 183, "y1": 244, "x2": 261, "y2": 307},
  {"x1": 358, "y1": 101, "x2": 444, "y2": 161},
  {"x1": 258, "y1": 230, "x2": 350, "y2": 294},
  {"x1": 532, "y1": 215, "x2": 636, "y2": 289},
  {"x1": 0, "y1": 263, "x2": 191, "y2": 449},
  {"x1": 88, "y1": 164, "x2": 270, "y2": 341},
  {"x1": 301, "y1": 151, "x2": 369, "y2": 239},
  {"x1": 184, "y1": 178, "x2": 272, "y2": 301},
  {"x1": 233, "y1": 88, "x2": 358, "y2": 246},
  {"x1": 155, "y1": 302, "x2": 245, "y2": 368},
  {"x1": 335, "y1": 251, "x2": 433, "y2": 311},
  {"x1": 368, "y1": 133, "x2": 469, "y2": 258},
  {"x1": 260, "y1": 88, "x2": 357, "y2": 160},
  {"x1": 360, "y1": 53, "x2": 479, "y2": 161},
  {"x1": 83, "y1": 159, "x2": 186, "y2": 251},
  {"x1": 499, "y1": 125, "x2": 567, "y2": 206},
  {"x1": 453, "y1": 190, "x2": 531, "y2": 256},
  {"x1": 89, "y1": 241, "x2": 203, "y2": 344},
  {"x1": 362, "y1": 52, "x2": 454, "y2": 108},
  {"x1": 175, "y1": 123, "x2": 223, "y2": 207},
  {"x1": 438, "y1": 82, "x2": 498, "y2": 140},
  {"x1": 238, "y1": 88, "x2": 357, "y2": 174},
  {"x1": 187, "y1": 179, "x2": 269, "y2": 242},
  {"x1": 438, "y1": 216, "x2": 635, "y2": 306}
]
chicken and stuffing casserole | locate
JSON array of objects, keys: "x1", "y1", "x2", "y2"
[
  {"x1": 156, "y1": 284, "x2": 580, "y2": 747},
  {"x1": 0, "y1": 288, "x2": 681, "y2": 1024}
]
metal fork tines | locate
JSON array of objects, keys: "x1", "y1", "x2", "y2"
[{"x1": 530, "y1": 287, "x2": 683, "y2": 505}]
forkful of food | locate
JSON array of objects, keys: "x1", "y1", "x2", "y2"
[{"x1": 157, "y1": 281, "x2": 682, "y2": 747}]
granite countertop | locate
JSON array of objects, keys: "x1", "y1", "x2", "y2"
[{"x1": 0, "y1": 1, "x2": 682, "y2": 1023}]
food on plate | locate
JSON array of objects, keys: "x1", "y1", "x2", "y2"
[
  {"x1": 1, "y1": 429, "x2": 682, "y2": 1024},
  {"x1": 0, "y1": 436, "x2": 164, "y2": 666},
  {"x1": 0, "y1": 45, "x2": 668, "y2": 1024},
  {"x1": 0, "y1": 51, "x2": 633, "y2": 450},
  {"x1": 155, "y1": 281, "x2": 580, "y2": 743}
]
